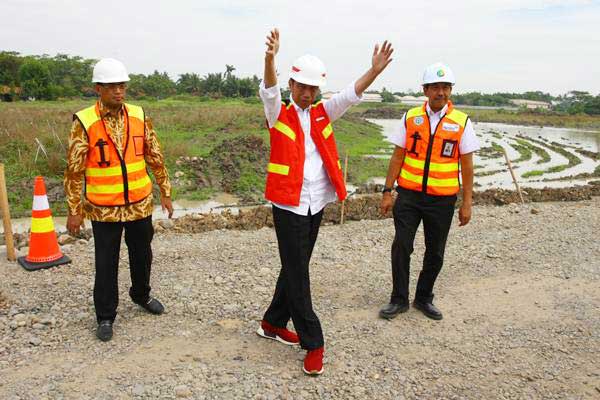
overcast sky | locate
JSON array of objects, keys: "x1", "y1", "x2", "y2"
[{"x1": 1, "y1": 0, "x2": 599, "y2": 95}]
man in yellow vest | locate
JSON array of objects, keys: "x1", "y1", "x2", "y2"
[
  {"x1": 64, "y1": 58, "x2": 173, "y2": 342},
  {"x1": 379, "y1": 62, "x2": 479, "y2": 321}
]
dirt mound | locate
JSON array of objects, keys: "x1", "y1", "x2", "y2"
[
  {"x1": 360, "y1": 107, "x2": 406, "y2": 119},
  {"x1": 210, "y1": 135, "x2": 268, "y2": 197},
  {"x1": 173, "y1": 135, "x2": 268, "y2": 203}
]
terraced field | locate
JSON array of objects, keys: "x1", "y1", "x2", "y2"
[{"x1": 369, "y1": 120, "x2": 600, "y2": 189}]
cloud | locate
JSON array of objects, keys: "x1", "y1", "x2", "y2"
[{"x1": 0, "y1": 0, "x2": 598, "y2": 94}]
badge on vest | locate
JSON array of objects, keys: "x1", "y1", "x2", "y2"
[
  {"x1": 316, "y1": 116, "x2": 325, "y2": 122},
  {"x1": 442, "y1": 122, "x2": 460, "y2": 132},
  {"x1": 414, "y1": 116, "x2": 424, "y2": 126},
  {"x1": 441, "y1": 139, "x2": 458, "y2": 158}
]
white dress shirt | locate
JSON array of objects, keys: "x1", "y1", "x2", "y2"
[
  {"x1": 259, "y1": 81, "x2": 362, "y2": 216},
  {"x1": 387, "y1": 102, "x2": 480, "y2": 154}
]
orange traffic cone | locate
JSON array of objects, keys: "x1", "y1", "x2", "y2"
[{"x1": 17, "y1": 176, "x2": 71, "y2": 271}]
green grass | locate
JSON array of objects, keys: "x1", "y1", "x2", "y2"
[
  {"x1": 522, "y1": 170, "x2": 544, "y2": 178},
  {"x1": 0, "y1": 98, "x2": 390, "y2": 217},
  {"x1": 520, "y1": 136, "x2": 582, "y2": 177},
  {"x1": 514, "y1": 138, "x2": 551, "y2": 164},
  {"x1": 511, "y1": 143, "x2": 533, "y2": 163}
]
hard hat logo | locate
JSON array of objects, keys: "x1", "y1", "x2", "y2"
[{"x1": 422, "y1": 62, "x2": 456, "y2": 85}]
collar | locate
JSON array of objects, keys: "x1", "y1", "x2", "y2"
[
  {"x1": 425, "y1": 102, "x2": 449, "y2": 119},
  {"x1": 289, "y1": 97, "x2": 310, "y2": 113},
  {"x1": 98, "y1": 100, "x2": 124, "y2": 118}
]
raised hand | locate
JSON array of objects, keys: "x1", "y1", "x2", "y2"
[
  {"x1": 265, "y1": 28, "x2": 280, "y2": 59},
  {"x1": 372, "y1": 40, "x2": 394, "y2": 74}
]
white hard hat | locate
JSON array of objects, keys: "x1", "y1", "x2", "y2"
[
  {"x1": 289, "y1": 54, "x2": 327, "y2": 87},
  {"x1": 92, "y1": 58, "x2": 130, "y2": 83},
  {"x1": 422, "y1": 62, "x2": 455, "y2": 85}
]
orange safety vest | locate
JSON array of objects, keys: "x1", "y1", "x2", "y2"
[
  {"x1": 264, "y1": 101, "x2": 347, "y2": 206},
  {"x1": 74, "y1": 102, "x2": 152, "y2": 206},
  {"x1": 397, "y1": 101, "x2": 468, "y2": 196}
]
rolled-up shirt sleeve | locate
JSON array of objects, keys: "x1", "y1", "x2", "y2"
[
  {"x1": 459, "y1": 119, "x2": 480, "y2": 155},
  {"x1": 387, "y1": 113, "x2": 407, "y2": 148},
  {"x1": 323, "y1": 81, "x2": 363, "y2": 122},
  {"x1": 259, "y1": 82, "x2": 282, "y2": 128}
]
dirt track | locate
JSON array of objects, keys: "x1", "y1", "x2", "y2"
[{"x1": 1, "y1": 199, "x2": 599, "y2": 399}]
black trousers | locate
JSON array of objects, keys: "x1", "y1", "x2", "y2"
[
  {"x1": 91, "y1": 216, "x2": 154, "y2": 323},
  {"x1": 263, "y1": 206, "x2": 324, "y2": 350},
  {"x1": 390, "y1": 187, "x2": 456, "y2": 305}
]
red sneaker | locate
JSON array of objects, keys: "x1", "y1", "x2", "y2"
[
  {"x1": 256, "y1": 320, "x2": 299, "y2": 346},
  {"x1": 303, "y1": 347, "x2": 324, "y2": 376}
]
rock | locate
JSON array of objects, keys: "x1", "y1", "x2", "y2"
[
  {"x1": 174, "y1": 171, "x2": 185, "y2": 178},
  {"x1": 40, "y1": 317, "x2": 56, "y2": 326},
  {"x1": 159, "y1": 219, "x2": 175, "y2": 229},
  {"x1": 29, "y1": 336, "x2": 42, "y2": 346},
  {"x1": 58, "y1": 234, "x2": 76, "y2": 245},
  {"x1": 530, "y1": 208, "x2": 540, "y2": 214},
  {"x1": 174, "y1": 385, "x2": 192, "y2": 398},
  {"x1": 214, "y1": 276, "x2": 225, "y2": 285},
  {"x1": 132, "y1": 384, "x2": 145, "y2": 396},
  {"x1": 216, "y1": 319, "x2": 243, "y2": 330}
]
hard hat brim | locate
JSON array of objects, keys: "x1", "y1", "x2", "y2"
[
  {"x1": 289, "y1": 75, "x2": 326, "y2": 88},
  {"x1": 93, "y1": 76, "x2": 131, "y2": 84}
]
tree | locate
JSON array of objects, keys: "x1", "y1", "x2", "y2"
[
  {"x1": 380, "y1": 87, "x2": 396, "y2": 103},
  {"x1": 0, "y1": 51, "x2": 23, "y2": 86},
  {"x1": 18, "y1": 59, "x2": 52, "y2": 99},
  {"x1": 177, "y1": 73, "x2": 203, "y2": 95},
  {"x1": 202, "y1": 72, "x2": 223, "y2": 96},
  {"x1": 225, "y1": 64, "x2": 236, "y2": 79}
]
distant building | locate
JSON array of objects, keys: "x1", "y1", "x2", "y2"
[
  {"x1": 362, "y1": 93, "x2": 382, "y2": 102},
  {"x1": 396, "y1": 95, "x2": 428, "y2": 106},
  {"x1": 509, "y1": 99, "x2": 551, "y2": 110},
  {"x1": 323, "y1": 91, "x2": 382, "y2": 102}
]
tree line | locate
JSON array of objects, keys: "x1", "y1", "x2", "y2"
[
  {"x1": 0, "y1": 51, "x2": 260, "y2": 101},
  {"x1": 1, "y1": 51, "x2": 599, "y2": 115}
]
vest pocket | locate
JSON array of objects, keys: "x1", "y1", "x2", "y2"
[{"x1": 133, "y1": 136, "x2": 144, "y2": 156}]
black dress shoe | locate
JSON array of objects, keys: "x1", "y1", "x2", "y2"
[
  {"x1": 96, "y1": 320, "x2": 113, "y2": 342},
  {"x1": 136, "y1": 297, "x2": 165, "y2": 315},
  {"x1": 413, "y1": 300, "x2": 443, "y2": 320},
  {"x1": 379, "y1": 303, "x2": 409, "y2": 320}
]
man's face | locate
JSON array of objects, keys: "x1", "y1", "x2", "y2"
[
  {"x1": 95, "y1": 82, "x2": 127, "y2": 109},
  {"x1": 289, "y1": 79, "x2": 320, "y2": 109},
  {"x1": 423, "y1": 82, "x2": 452, "y2": 112}
]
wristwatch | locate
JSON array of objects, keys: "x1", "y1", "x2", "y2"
[{"x1": 382, "y1": 187, "x2": 393, "y2": 194}]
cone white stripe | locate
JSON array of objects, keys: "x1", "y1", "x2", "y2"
[{"x1": 33, "y1": 195, "x2": 50, "y2": 211}]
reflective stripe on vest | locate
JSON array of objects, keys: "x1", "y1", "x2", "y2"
[
  {"x1": 267, "y1": 162, "x2": 290, "y2": 176},
  {"x1": 273, "y1": 120, "x2": 296, "y2": 141}
]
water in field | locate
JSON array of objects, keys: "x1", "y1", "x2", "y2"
[{"x1": 368, "y1": 119, "x2": 600, "y2": 190}]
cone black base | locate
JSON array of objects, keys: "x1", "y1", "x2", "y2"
[{"x1": 17, "y1": 255, "x2": 72, "y2": 271}]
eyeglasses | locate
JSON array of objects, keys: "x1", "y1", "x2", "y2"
[{"x1": 101, "y1": 82, "x2": 127, "y2": 90}]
